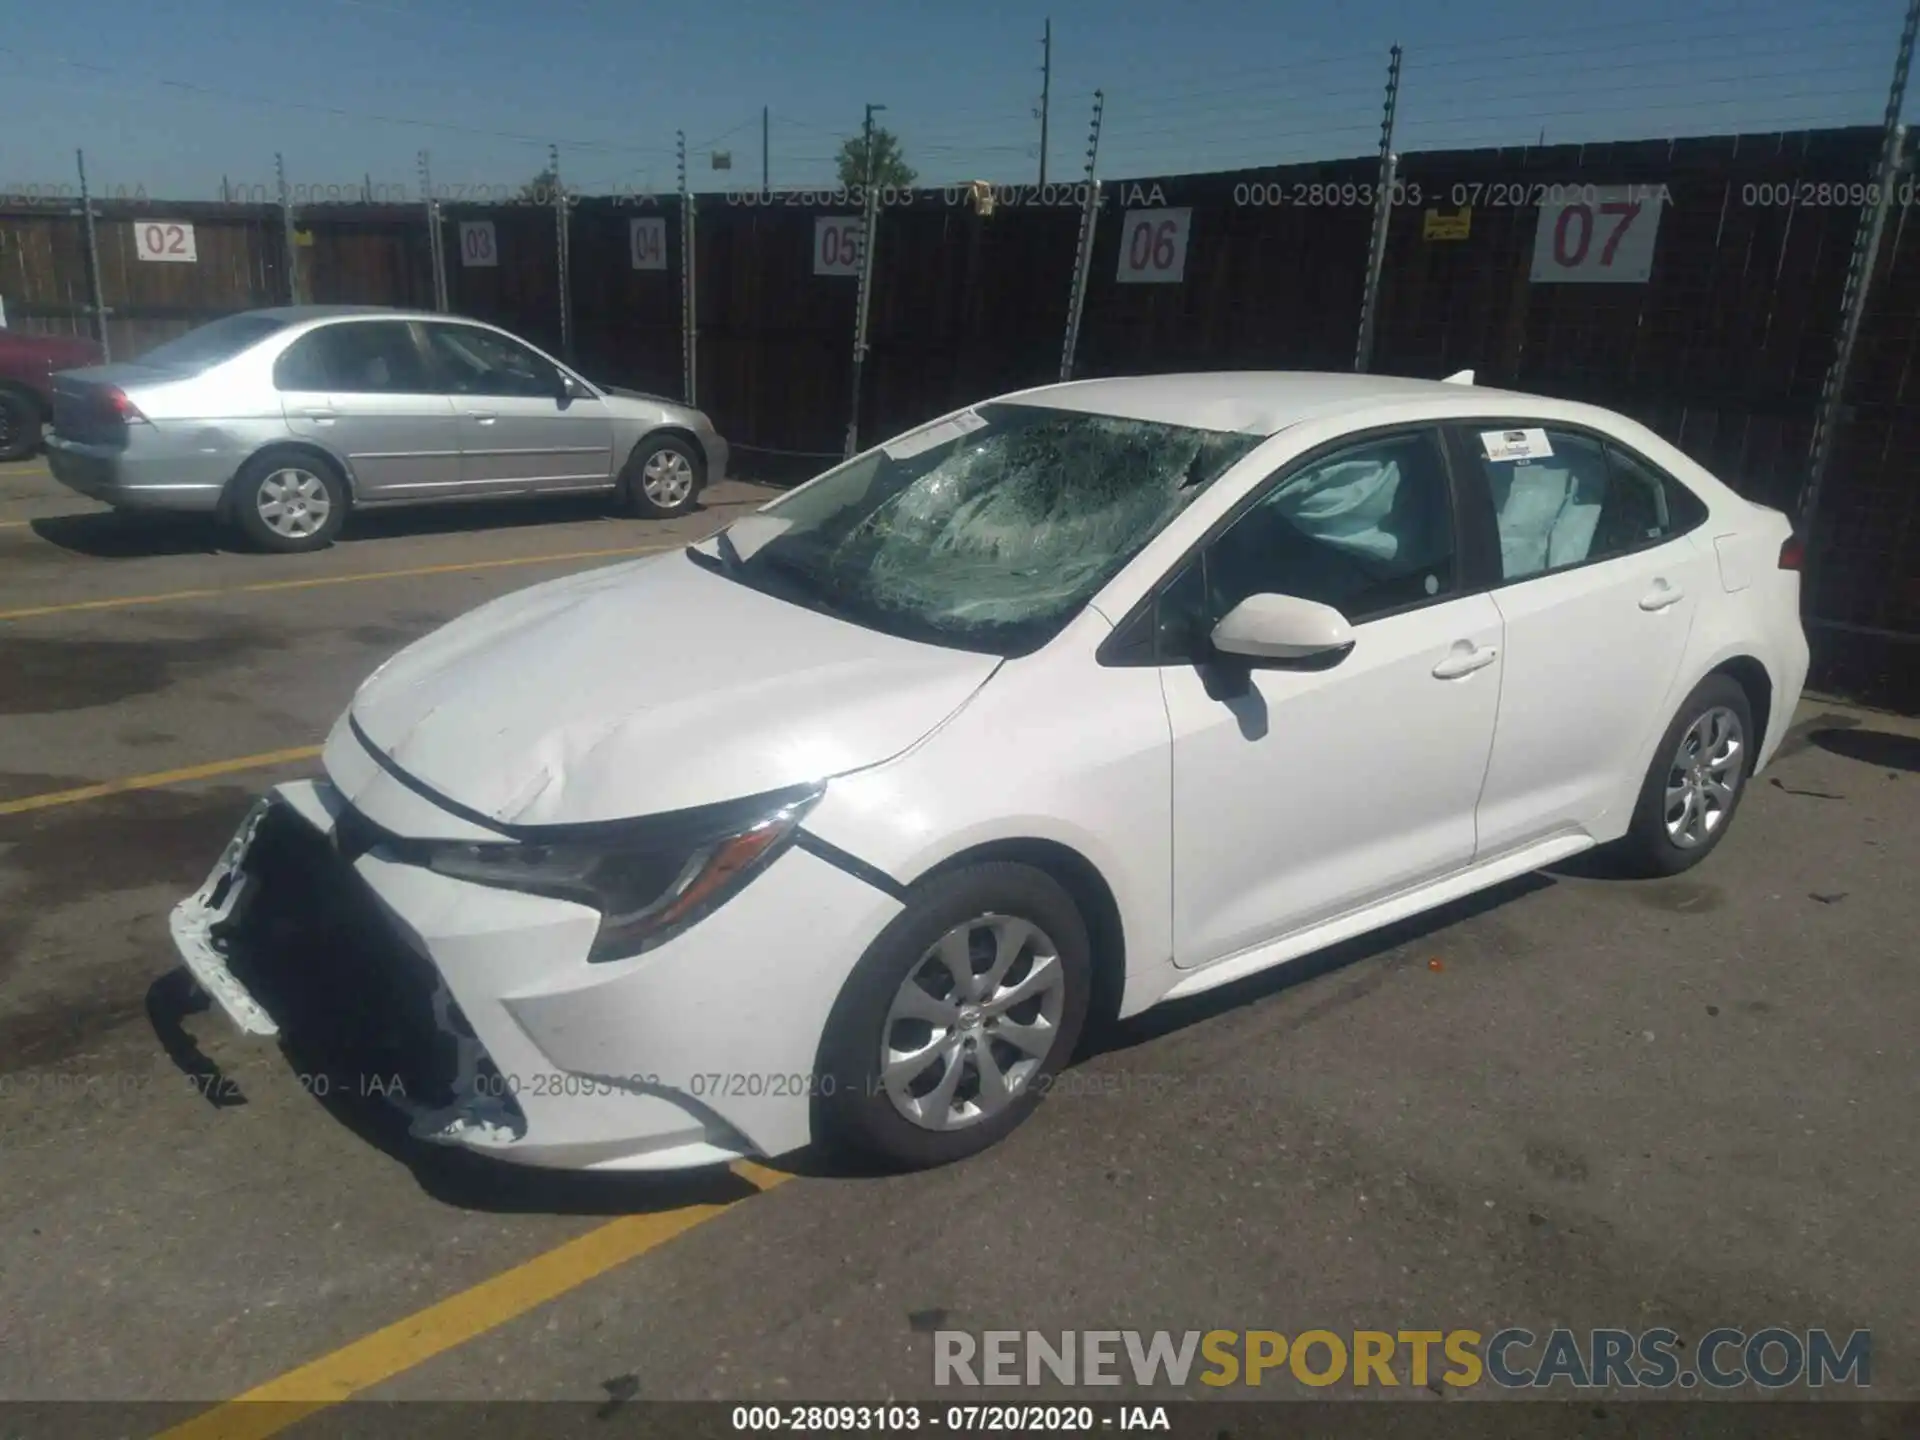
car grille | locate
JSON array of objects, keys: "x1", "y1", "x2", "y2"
[{"x1": 214, "y1": 801, "x2": 515, "y2": 1122}]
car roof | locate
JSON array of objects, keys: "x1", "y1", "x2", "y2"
[
  {"x1": 251, "y1": 304, "x2": 445, "y2": 324},
  {"x1": 1005, "y1": 371, "x2": 1552, "y2": 436}
]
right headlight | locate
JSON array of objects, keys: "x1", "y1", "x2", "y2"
[{"x1": 421, "y1": 784, "x2": 822, "y2": 963}]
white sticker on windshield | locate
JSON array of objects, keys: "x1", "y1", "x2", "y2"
[
  {"x1": 1480, "y1": 427, "x2": 1554, "y2": 462},
  {"x1": 882, "y1": 410, "x2": 988, "y2": 461}
]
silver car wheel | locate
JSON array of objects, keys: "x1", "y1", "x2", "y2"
[
  {"x1": 641, "y1": 447, "x2": 695, "y2": 508},
  {"x1": 256, "y1": 467, "x2": 332, "y2": 539},
  {"x1": 1664, "y1": 704, "x2": 1745, "y2": 848},
  {"x1": 880, "y1": 913, "x2": 1066, "y2": 1132}
]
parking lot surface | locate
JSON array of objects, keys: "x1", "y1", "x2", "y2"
[{"x1": 1, "y1": 454, "x2": 1916, "y2": 1414}]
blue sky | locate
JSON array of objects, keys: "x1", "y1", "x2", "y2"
[{"x1": 0, "y1": 0, "x2": 1907, "y2": 201}]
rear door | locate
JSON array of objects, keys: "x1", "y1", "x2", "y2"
[
  {"x1": 276, "y1": 321, "x2": 460, "y2": 499},
  {"x1": 419, "y1": 322, "x2": 614, "y2": 491},
  {"x1": 1447, "y1": 422, "x2": 1718, "y2": 856}
]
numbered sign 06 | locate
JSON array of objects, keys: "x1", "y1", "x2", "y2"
[
  {"x1": 629, "y1": 217, "x2": 666, "y2": 271},
  {"x1": 133, "y1": 221, "x2": 196, "y2": 263},
  {"x1": 459, "y1": 220, "x2": 499, "y2": 268},
  {"x1": 813, "y1": 216, "x2": 864, "y2": 277},
  {"x1": 1529, "y1": 185, "x2": 1662, "y2": 283},
  {"x1": 1116, "y1": 208, "x2": 1191, "y2": 284}
]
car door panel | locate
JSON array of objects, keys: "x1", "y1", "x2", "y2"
[
  {"x1": 276, "y1": 321, "x2": 460, "y2": 500},
  {"x1": 422, "y1": 323, "x2": 615, "y2": 490}
]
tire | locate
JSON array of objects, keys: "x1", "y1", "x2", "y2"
[
  {"x1": 230, "y1": 451, "x2": 347, "y2": 553},
  {"x1": 813, "y1": 862, "x2": 1093, "y2": 1171},
  {"x1": 0, "y1": 386, "x2": 41, "y2": 462},
  {"x1": 619, "y1": 433, "x2": 705, "y2": 519},
  {"x1": 1611, "y1": 672, "x2": 1757, "y2": 877}
]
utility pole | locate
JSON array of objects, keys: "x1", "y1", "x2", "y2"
[
  {"x1": 419, "y1": 150, "x2": 449, "y2": 311},
  {"x1": 74, "y1": 150, "x2": 110, "y2": 360},
  {"x1": 1059, "y1": 89, "x2": 1104, "y2": 382},
  {"x1": 1353, "y1": 43, "x2": 1402, "y2": 373},
  {"x1": 678, "y1": 129, "x2": 698, "y2": 407},
  {"x1": 276, "y1": 152, "x2": 301, "y2": 306},
  {"x1": 551, "y1": 143, "x2": 573, "y2": 361},
  {"x1": 1037, "y1": 18, "x2": 1052, "y2": 186},
  {"x1": 846, "y1": 102, "x2": 886, "y2": 457},
  {"x1": 762, "y1": 105, "x2": 770, "y2": 196}
]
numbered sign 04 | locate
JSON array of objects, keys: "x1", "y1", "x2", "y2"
[
  {"x1": 1529, "y1": 185, "x2": 1663, "y2": 283},
  {"x1": 133, "y1": 221, "x2": 196, "y2": 263},
  {"x1": 1116, "y1": 208, "x2": 1191, "y2": 284},
  {"x1": 629, "y1": 217, "x2": 667, "y2": 271},
  {"x1": 459, "y1": 220, "x2": 499, "y2": 268}
]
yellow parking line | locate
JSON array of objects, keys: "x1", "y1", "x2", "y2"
[
  {"x1": 3, "y1": 465, "x2": 52, "y2": 478},
  {"x1": 0, "y1": 519, "x2": 30, "y2": 529},
  {"x1": 0, "y1": 541, "x2": 680, "y2": 623},
  {"x1": 0, "y1": 746, "x2": 324, "y2": 817},
  {"x1": 156, "y1": 1161, "x2": 793, "y2": 1440}
]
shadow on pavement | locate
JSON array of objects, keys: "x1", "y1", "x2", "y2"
[{"x1": 1811, "y1": 726, "x2": 1920, "y2": 773}]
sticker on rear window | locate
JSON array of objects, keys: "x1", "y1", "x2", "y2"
[{"x1": 1480, "y1": 427, "x2": 1554, "y2": 462}]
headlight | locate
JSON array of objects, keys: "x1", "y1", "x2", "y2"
[{"x1": 422, "y1": 784, "x2": 822, "y2": 962}]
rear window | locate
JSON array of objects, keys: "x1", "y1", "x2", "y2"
[{"x1": 134, "y1": 314, "x2": 291, "y2": 371}]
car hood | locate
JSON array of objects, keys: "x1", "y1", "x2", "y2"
[{"x1": 344, "y1": 550, "x2": 1001, "y2": 826}]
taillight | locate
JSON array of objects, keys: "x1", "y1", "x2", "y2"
[
  {"x1": 1778, "y1": 536, "x2": 1804, "y2": 570},
  {"x1": 104, "y1": 387, "x2": 147, "y2": 424}
]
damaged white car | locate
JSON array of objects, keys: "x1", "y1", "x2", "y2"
[{"x1": 171, "y1": 372, "x2": 1809, "y2": 1173}]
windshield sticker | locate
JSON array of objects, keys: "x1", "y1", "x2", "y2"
[
  {"x1": 882, "y1": 410, "x2": 989, "y2": 460},
  {"x1": 1480, "y1": 427, "x2": 1554, "y2": 462}
]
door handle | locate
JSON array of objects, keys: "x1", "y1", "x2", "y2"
[
  {"x1": 467, "y1": 410, "x2": 498, "y2": 424},
  {"x1": 1639, "y1": 580, "x2": 1684, "y2": 611},
  {"x1": 1432, "y1": 643, "x2": 1499, "y2": 680},
  {"x1": 300, "y1": 407, "x2": 337, "y2": 423}
]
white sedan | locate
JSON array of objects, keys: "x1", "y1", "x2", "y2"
[{"x1": 170, "y1": 371, "x2": 1809, "y2": 1173}]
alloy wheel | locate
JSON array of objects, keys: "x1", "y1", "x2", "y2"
[
  {"x1": 1664, "y1": 704, "x2": 1745, "y2": 848},
  {"x1": 256, "y1": 468, "x2": 333, "y2": 540},
  {"x1": 641, "y1": 448, "x2": 695, "y2": 508}
]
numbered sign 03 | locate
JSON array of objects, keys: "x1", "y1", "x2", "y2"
[
  {"x1": 813, "y1": 216, "x2": 864, "y2": 277},
  {"x1": 1116, "y1": 208, "x2": 1191, "y2": 284},
  {"x1": 1529, "y1": 185, "x2": 1662, "y2": 283},
  {"x1": 459, "y1": 220, "x2": 499, "y2": 268},
  {"x1": 133, "y1": 221, "x2": 196, "y2": 263}
]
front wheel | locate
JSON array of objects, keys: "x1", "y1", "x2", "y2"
[
  {"x1": 813, "y1": 862, "x2": 1092, "y2": 1171},
  {"x1": 0, "y1": 386, "x2": 40, "y2": 462},
  {"x1": 620, "y1": 434, "x2": 705, "y2": 519},
  {"x1": 1611, "y1": 673, "x2": 1756, "y2": 877},
  {"x1": 230, "y1": 452, "x2": 347, "y2": 553}
]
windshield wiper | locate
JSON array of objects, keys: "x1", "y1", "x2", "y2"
[{"x1": 686, "y1": 528, "x2": 744, "y2": 574}]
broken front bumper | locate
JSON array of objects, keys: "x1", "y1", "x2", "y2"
[{"x1": 168, "y1": 778, "x2": 904, "y2": 1172}]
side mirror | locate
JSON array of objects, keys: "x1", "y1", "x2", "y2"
[{"x1": 1210, "y1": 593, "x2": 1355, "y2": 665}]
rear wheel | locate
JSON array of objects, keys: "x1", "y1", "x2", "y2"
[
  {"x1": 813, "y1": 862, "x2": 1092, "y2": 1171},
  {"x1": 231, "y1": 452, "x2": 347, "y2": 553},
  {"x1": 0, "y1": 386, "x2": 40, "y2": 462},
  {"x1": 1611, "y1": 673, "x2": 1755, "y2": 876},
  {"x1": 619, "y1": 433, "x2": 704, "y2": 519}
]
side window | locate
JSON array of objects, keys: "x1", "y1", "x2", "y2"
[
  {"x1": 424, "y1": 324, "x2": 558, "y2": 398},
  {"x1": 272, "y1": 322, "x2": 427, "y2": 394},
  {"x1": 1193, "y1": 431, "x2": 1457, "y2": 634},
  {"x1": 1467, "y1": 425, "x2": 1696, "y2": 583}
]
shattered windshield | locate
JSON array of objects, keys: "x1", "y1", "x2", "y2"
[{"x1": 700, "y1": 402, "x2": 1262, "y2": 654}]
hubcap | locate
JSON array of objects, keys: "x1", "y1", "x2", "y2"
[
  {"x1": 880, "y1": 914, "x2": 1066, "y2": 1131},
  {"x1": 257, "y1": 468, "x2": 332, "y2": 538},
  {"x1": 1664, "y1": 705, "x2": 1745, "y2": 848},
  {"x1": 641, "y1": 448, "x2": 694, "y2": 507}
]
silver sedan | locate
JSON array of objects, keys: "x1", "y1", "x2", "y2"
[{"x1": 44, "y1": 306, "x2": 729, "y2": 552}]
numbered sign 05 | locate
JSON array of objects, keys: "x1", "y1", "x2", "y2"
[
  {"x1": 1116, "y1": 208, "x2": 1191, "y2": 284},
  {"x1": 813, "y1": 216, "x2": 864, "y2": 277},
  {"x1": 459, "y1": 220, "x2": 499, "y2": 268},
  {"x1": 133, "y1": 221, "x2": 196, "y2": 263},
  {"x1": 629, "y1": 217, "x2": 667, "y2": 271},
  {"x1": 1529, "y1": 185, "x2": 1662, "y2": 283}
]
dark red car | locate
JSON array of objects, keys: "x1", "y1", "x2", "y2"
[{"x1": 0, "y1": 328, "x2": 105, "y2": 461}]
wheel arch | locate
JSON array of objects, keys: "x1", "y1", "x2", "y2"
[
  {"x1": 1706, "y1": 653, "x2": 1774, "y2": 773},
  {"x1": 624, "y1": 425, "x2": 710, "y2": 481},
  {"x1": 221, "y1": 440, "x2": 357, "y2": 516},
  {"x1": 915, "y1": 836, "x2": 1127, "y2": 1041}
]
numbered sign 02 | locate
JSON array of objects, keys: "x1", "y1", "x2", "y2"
[
  {"x1": 459, "y1": 220, "x2": 499, "y2": 268},
  {"x1": 1116, "y1": 208, "x2": 1191, "y2": 284},
  {"x1": 133, "y1": 221, "x2": 196, "y2": 263},
  {"x1": 1529, "y1": 185, "x2": 1663, "y2": 283},
  {"x1": 813, "y1": 216, "x2": 864, "y2": 277}
]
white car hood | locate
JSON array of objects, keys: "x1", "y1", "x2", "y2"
[{"x1": 345, "y1": 550, "x2": 1000, "y2": 826}]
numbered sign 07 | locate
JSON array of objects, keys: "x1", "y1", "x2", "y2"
[
  {"x1": 1116, "y1": 208, "x2": 1191, "y2": 284},
  {"x1": 1529, "y1": 185, "x2": 1662, "y2": 283},
  {"x1": 459, "y1": 220, "x2": 499, "y2": 268},
  {"x1": 629, "y1": 217, "x2": 666, "y2": 271},
  {"x1": 133, "y1": 221, "x2": 196, "y2": 263},
  {"x1": 813, "y1": 216, "x2": 864, "y2": 277}
]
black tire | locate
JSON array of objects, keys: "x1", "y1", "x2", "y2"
[
  {"x1": 813, "y1": 862, "x2": 1093, "y2": 1172},
  {"x1": 229, "y1": 450, "x2": 348, "y2": 553},
  {"x1": 1610, "y1": 672, "x2": 1757, "y2": 878},
  {"x1": 619, "y1": 433, "x2": 705, "y2": 519},
  {"x1": 0, "y1": 385, "x2": 41, "y2": 462}
]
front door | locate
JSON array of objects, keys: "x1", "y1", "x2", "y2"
[
  {"x1": 1158, "y1": 429, "x2": 1504, "y2": 969},
  {"x1": 421, "y1": 322, "x2": 614, "y2": 491},
  {"x1": 275, "y1": 320, "x2": 460, "y2": 499}
]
